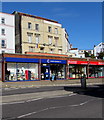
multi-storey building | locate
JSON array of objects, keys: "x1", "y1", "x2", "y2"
[
  {"x1": 13, "y1": 11, "x2": 70, "y2": 54},
  {"x1": 94, "y1": 42, "x2": 104, "y2": 57},
  {"x1": 62, "y1": 28, "x2": 70, "y2": 54},
  {"x1": 69, "y1": 48, "x2": 85, "y2": 58},
  {"x1": 0, "y1": 12, "x2": 15, "y2": 54}
]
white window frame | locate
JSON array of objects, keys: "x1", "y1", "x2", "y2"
[
  {"x1": 28, "y1": 34, "x2": 32, "y2": 43},
  {"x1": 48, "y1": 36, "x2": 52, "y2": 45},
  {"x1": 55, "y1": 28, "x2": 58, "y2": 34},
  {"x1": 35, "y1": 35, "x2": 40, "y2": 44},
  {"x1": 54, "y1": 37, "x2": 59, "y2": 46}
]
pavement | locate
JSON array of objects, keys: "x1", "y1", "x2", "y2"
[
  {"x1": 1, "y1": 78, "x2": 104, "y2": 104},
  {"x1": 1, "y1": 78, "x2": 103, "y2": 89}
]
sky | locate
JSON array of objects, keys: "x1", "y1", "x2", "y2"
[{"x1": 2, "y1": 2, "x2": 102, "y2": 50}]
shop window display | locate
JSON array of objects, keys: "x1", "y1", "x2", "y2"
[
  {"x1": 69, "y1": 65, "x2": 87, "y2": 79},
  {"x1": 6, "y1": 63, "x2": 38, "y2": 81},
  {"x1": 50, "y1": 64, "x2": 65, "y2": 80},
  {"x1": 6, "y1": 63, "x2": 16, "y2": 81},
  {"x1": 89, "y1": 66, "x2": 104, "y2": 78}
]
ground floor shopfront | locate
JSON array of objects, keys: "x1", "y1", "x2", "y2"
[
  {"x1": 88, "y1": 61, "x2": 104, "y2": 78},
  {"x1": 1, "y1": 53, "x2": 67, "y2": 81},
  {"x1": 41, "y1": 59, "x2": 66, "y2": 80},
  {"x1": 68, "y1": 60, "x2": 104, "y2": 79},
  {"x1": 0, "y1": 53, "x2": 104, "y2": 82}
]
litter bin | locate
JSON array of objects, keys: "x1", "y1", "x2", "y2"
[{"x1": 80, "y1": 74, "x2": 86, "y2": 89}]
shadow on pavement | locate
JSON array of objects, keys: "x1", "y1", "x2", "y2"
[{"x1": 64, "y1": 84, "x2": 104, "y2": 98}]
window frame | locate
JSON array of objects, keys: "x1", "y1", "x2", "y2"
[
  {"x1": 48, "y1": 26, "x2": 52, "y2": 33},
  {"x1": 55, "y1": 28, "x2": 58, "y2": 34},
  {"x1": 1, "y1": 39, "x2": 6, "y2": 48},
  {"x1": 1, "y1": 18, "x2": 5, "y2": 24},
  {"x1": 28, "y1": 22, "x2": 32, "y2": 29},
  {"x1": 27, "y1": 33, "x2": 32, "y2": 43},
  {"x1": 1, "y1": 28, "x2": 5, "y2": 35},
  {"x1": 35, "y1": 24, "x2": 39, "y2": 31}
]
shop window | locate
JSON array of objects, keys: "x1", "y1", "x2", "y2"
[
  {"x1": 69, "y1": 65, "x2": 86, "y2": 79},
  {"x1": 6, "y1": 63, "x2": 38, "y2": 81},
  {"x1": 50, "y1": 64, "x2": 65, "y2": 80},
  {"x1": 28, "y1": 22, "x2": 32, "y2": 29},
  {"x1": 1, "y1": 18, "x2": 5, "y2": 24}
]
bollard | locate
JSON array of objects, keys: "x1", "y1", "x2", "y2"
[{"x1": 80, "y1": 74, "x2": 86, "y2": 89}]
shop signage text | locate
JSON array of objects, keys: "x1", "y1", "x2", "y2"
[
  {"x1": 5, "y1": 57, "x2": 39, "y2": 63},
  {"x1": 68, "y1": 60, "x2": 88, "y2": 65},
  {"x1": 41, "y1": 59, "x2": 66, "y2": 64}
]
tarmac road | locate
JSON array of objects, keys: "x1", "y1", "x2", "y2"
[{"x1": 2, "y1": 84, "x2": 104, "y2": 119}]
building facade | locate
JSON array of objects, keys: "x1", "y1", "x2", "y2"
[
  {"x1": 94, "y1": 42, "x2": 104, "y2": 57},
  {"x1": 62, "y1": 28, "x2": 70, "y2": 54},
  {"x1": 0, "y1": 12, "x2": 15, "y2": 54},
  {"x1": 13, "y1": 11, "x2": 69, "y2": 55},
  {"x1": 1, "y1": 53, "x2": 104, "y2": 82}
]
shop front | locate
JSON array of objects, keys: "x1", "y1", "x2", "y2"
[
  {"x1": 41, "y1": 59, "x2": 66, "y2": 80},
  {"x1": 4, "y1": 57, "x2": 39, "y2": 81},
  {"x1": 0, "y1": 57, "x2": 2, "y2": 81},
  {"x1": 89, "y1": 61, "x2": 104, "y2": 78},
  {"x1": 68, "y1": 60, "x2": 88, "y2": 79}
]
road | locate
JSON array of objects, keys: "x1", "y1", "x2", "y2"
[{"x1": 2, "y1": 85, "x2": 104, "y2": 119}]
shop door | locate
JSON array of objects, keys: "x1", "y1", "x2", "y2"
[{"x1": 41, "y1": 66, "x2": 50, "y2": 80}]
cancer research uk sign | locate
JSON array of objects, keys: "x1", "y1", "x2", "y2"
[{"x1": 41, "y1": 59, "x2": 67, "y2": 64}]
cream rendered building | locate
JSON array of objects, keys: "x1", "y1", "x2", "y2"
[{"x1": 13, "y1": 11, "x2": 69, "y2": 54}]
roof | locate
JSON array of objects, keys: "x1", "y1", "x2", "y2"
[
  {"x1": 13, "y1": 11, "x2": 58, "y2": 23},
  {"x1": 69, "y1": 48, "x2": 78, "y2": 50},
  {"x1": 0, "y1": 12, "x2": 14, "y2": 16}
]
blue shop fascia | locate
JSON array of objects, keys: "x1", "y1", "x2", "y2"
[{"x1": 1, "y1": 53, "x2": 67, "y2": 82}]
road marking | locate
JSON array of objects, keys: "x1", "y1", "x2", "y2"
[
  {"x1": 17, "y1": 98, "x2": 101, "y2": 118},
  {"x1": 3, "y1": 98, "x2": 43, "y2": 105},
  {"x1": 17, "y1": 108, "x2": 49, "y2": 118},
  {"x1": 26, "y1": 98, "x2": 42, "y2": 102}
]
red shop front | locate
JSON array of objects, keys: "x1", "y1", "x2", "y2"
[
  {"x1": 88, "y1": 61, "x2": 104, "y2": 78},
  {"x1": 68, "y1": 60, "x2": 88, "y2": 79}
]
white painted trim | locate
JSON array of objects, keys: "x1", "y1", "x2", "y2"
[{"x1": 44, "y1": 20, "x2": 62, "y2": 27}]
